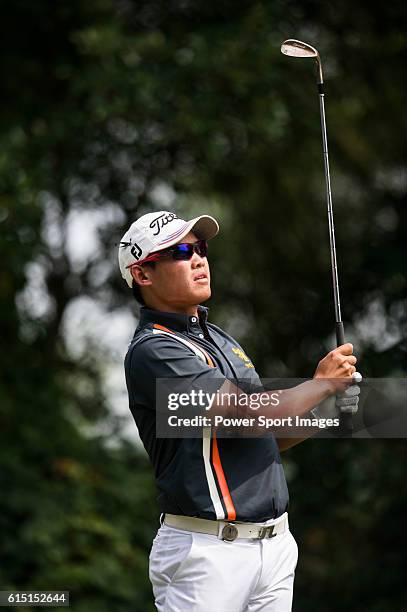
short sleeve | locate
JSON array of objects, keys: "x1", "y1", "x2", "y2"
[{"x1": 125, "y1": 335, "x2": 227, "y2": 410}]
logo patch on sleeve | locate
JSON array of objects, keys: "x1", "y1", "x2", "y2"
[{"x1": 232, "y1": 347, "x2": 254, "y2": 368}]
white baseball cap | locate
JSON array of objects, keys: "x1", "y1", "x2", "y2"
[{"x1": 118, "y1": 211, "x2": 219, "y2": 287}]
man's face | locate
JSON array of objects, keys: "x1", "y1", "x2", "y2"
[{"x1": 133, "y1": 231, "x2": 211, "y2": 313}]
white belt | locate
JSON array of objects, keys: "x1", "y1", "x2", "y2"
[{"x1": 164, "y1": 512, "x2": 288, "y2": 542}]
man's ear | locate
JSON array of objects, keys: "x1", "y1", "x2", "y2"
[{"x1": 130, "y1": 265, "x2": 153, "y2": 287}]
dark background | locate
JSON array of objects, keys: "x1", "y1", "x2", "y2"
[{"x1": 1, "y1": 1, "x2": 406, "y2": 610}]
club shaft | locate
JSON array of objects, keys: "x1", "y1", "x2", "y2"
[
  {"x1": 318, "y1": 90, "x2": 342, "y2": 327},
  {"x1": 318, "y1": 86, "x2": 353, "y2": 433}
]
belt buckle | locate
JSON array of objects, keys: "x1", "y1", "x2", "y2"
[
  {"x1": 258, "y1": 525, "x2": 276, "y2": 539},
  {"x1": 221, "y1": 523, "x2": 238, "y2": 542}
]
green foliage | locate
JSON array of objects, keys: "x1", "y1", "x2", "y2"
[{"x1": 1, "y1": 1, "x2": 406, "y2": 610}]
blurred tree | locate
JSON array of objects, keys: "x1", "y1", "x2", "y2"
[{"x1": 1, "y1": 1, "x2": 406, "y2": 610}]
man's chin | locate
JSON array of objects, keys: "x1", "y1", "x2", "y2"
[{"x1": 198, "y1": 287, "x2": 211, "y2": 302}]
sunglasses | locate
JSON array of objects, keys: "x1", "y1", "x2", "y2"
[{"x1": 128, "y1": 239, "x2": 208, "y2": 268}]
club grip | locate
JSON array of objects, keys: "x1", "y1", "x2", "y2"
[
  {"x1": 336, "y1": 321, "x2": 345, "y2": 346},
  {"x1": 335, "y1": 321, "x2": 354, "y2": 434}
]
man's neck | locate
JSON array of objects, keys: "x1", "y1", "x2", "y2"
[{"x1": 144, "y1": 299, "x2": 198, "y2": 317}]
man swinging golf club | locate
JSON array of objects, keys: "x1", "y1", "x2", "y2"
[{"x1": 119, "y1": 205, "x2": 361, "y2": 610}]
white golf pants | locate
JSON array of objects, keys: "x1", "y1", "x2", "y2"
[{"x1": 149, "y1": 515, "x2": 298, "y2": 611}]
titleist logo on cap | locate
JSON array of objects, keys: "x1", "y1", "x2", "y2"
[{"x1": 149, "y1": 212, "x2": 179, "y2": 236}]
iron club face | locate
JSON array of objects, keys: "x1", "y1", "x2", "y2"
[{"x1": 281, "y1": 39, "x2": 318, "y2": 58}]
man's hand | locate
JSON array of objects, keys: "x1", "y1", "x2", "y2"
[
  {"x1": 313, "y1": 343, "x2": 357, "y2": 394},
  {"x1": 335, "y1": 384, "x2": 360, "y2": 414},
  {"x1": 314, "y1": 343, "x2": 357, "y2": 377},
  {"x1": 312, "y1": 383, "x2": 361, "y2": 419},
  {"x1": 312, "y1": 343, "x2": 361, "y2": 417}
]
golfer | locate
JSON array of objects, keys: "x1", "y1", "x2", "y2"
[{"x1": 119, "y1": 211, "x2": 359, "y2": 611}]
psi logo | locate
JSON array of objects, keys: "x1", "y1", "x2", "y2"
[
  {"x1": 232, "y1": 347, "x2": 254, "y2": 369},
  {"x1": 131, "y1": 243, "x2": 142, "y2": 260}
]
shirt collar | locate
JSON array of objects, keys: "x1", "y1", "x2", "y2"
[{"x1": 138, "y1": 305, "x2": 209, "y2": 333}]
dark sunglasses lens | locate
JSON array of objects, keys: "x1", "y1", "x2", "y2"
[
  {"x1": 172, "y1": 240, "x2": 208, "y2": 260},
  {"x1": 196, "y1": 240, "x2": 208, "y2": 257},
  {"x1": 173, "y1": 243, "x2": 193, "y2": 260}
]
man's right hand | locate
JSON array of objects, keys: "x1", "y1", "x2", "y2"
[{"x1": 313, "y1": 343, "x2": 357, "y2": 394}]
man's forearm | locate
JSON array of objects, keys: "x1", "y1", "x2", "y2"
[
  {"x1": 215, "y1": 378, "x2": 335, "y2": 422},
  {"x1": 255, "y1": 379, "x2": 335, "y2": 419}
]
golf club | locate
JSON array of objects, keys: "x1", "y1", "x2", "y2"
[{"x1": 281, "y1": 39, "x2": 361, "y2": 433}]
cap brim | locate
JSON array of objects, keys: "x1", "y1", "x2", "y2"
[{"x1": 153, "y1": 215, "x2": 219, "y2": 253}]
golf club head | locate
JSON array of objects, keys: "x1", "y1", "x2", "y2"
[
  {"x1": 281, "y1": 39, "x2": 319, "y2": 59},
  {"x1": 281, "y1": 39, "x2": 323, "y2": 84}
]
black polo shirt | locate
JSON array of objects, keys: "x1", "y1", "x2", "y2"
[{"x1": 125, "y1": 305, "x2": 289, "y2": 522}]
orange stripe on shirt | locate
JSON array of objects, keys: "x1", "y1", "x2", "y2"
[
  {"x1": 153, "y1": 323, "x2": 174, "y2": 333},
  {"x1": 196, "y1": 344, "x2": 215, "y2": 367},
  {"x1": 211, "y1": 433, "x2": 237, "y2": 521}
]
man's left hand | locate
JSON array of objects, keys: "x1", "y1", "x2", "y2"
[
  {"x1": 312, "y1": 379, "x2": 361, "y2": 419},
  {"x1": 335, "y1": 384, "x2": 360, "y2": 415}
]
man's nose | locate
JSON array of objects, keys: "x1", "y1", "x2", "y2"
[{"x1": 191, "y1": 251, "x2": 205, "y2": 266}]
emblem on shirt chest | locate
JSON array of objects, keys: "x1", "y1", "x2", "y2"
[{"x1": 232, "y1": 347, "x2": 254, "y2": 368}]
